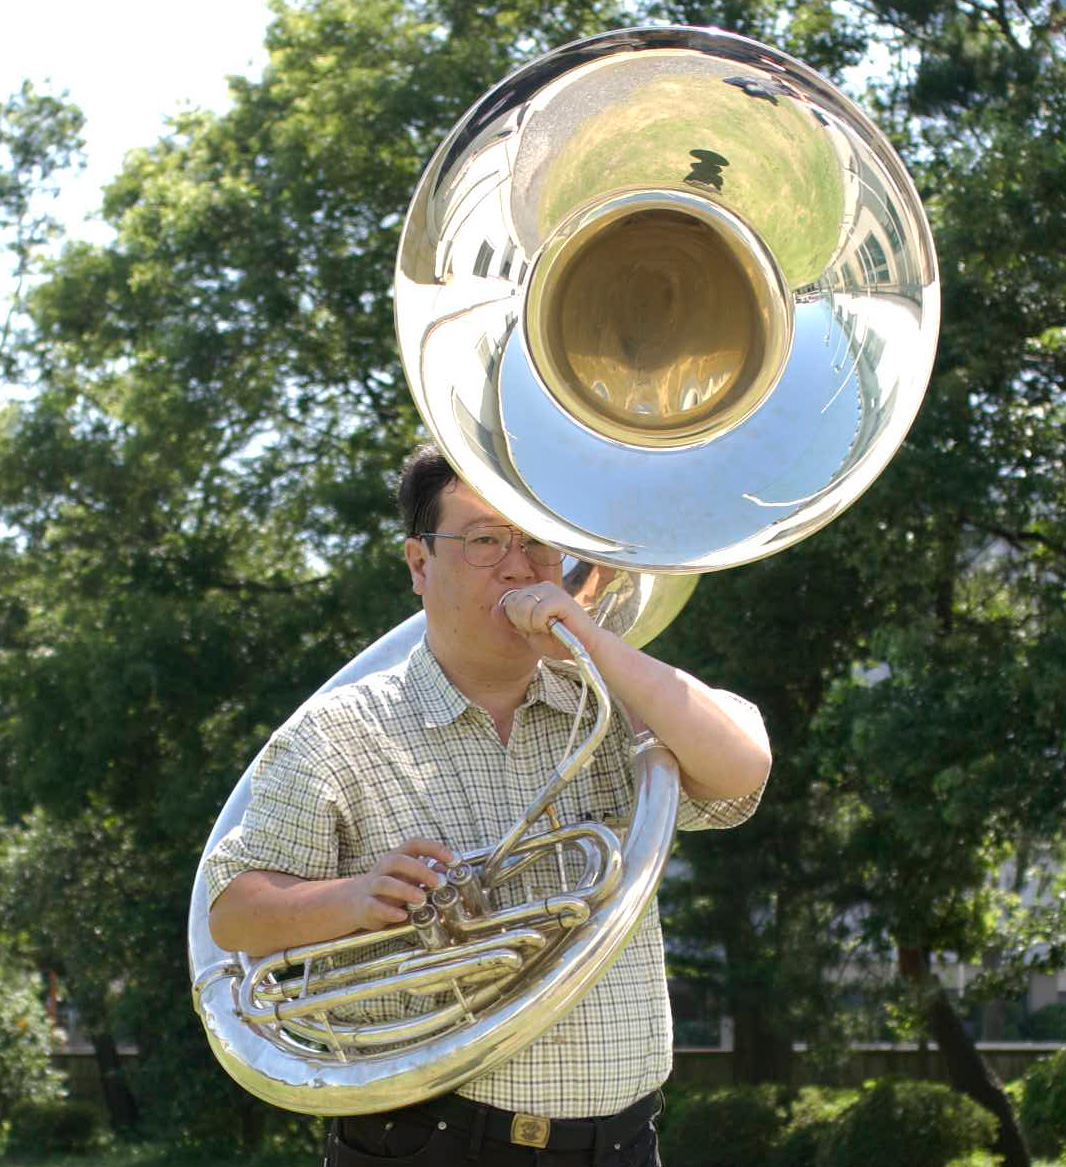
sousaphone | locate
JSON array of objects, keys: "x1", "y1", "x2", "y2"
[{"x1": 189, "y1": 25, "x2": 939, "y2": 1115}]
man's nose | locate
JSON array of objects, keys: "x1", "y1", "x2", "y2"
[{"x1": 499, "y1": 533, "x2": 537, "y2": 576}]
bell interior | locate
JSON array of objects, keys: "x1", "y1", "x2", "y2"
[{"x1": 526, "y1": 204, "x2": 786, "y2": 449}]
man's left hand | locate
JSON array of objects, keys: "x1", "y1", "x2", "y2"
[{"x1": 497, "y1": 583, "x2": 600, "y2": 659}]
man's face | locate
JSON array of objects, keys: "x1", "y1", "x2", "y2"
[{"x1": 404, "y1": 481, "x2": 563, "y2": 668}]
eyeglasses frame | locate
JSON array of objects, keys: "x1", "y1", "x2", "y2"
[{"x1": 418, "y1": 524, "x2": 563, "y2": 568}]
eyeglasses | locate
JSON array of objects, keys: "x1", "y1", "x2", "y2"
[{"x1": 421, "y1": 524, "x2": 563, "y2": 568}]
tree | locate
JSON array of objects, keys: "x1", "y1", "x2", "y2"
[
  {"x1": 0, "y1": 82, "x2": 84, "y2": 378},
  {"x1": 0, "y1": 0, "x2": 626, "y2": 1139},
  {"x1": 0, "y1": 961, "x2": 65, "y2": 1122},
  {"x1": 0, "y1": 805, "x2": 143, "y2": 1130},
  {"x1": 810, "y1": 610, "x2": 1063, "y2": 1167}
]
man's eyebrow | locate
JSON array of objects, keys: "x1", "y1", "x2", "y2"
[{"x1": 458, "y1": 517, "x2": 507, "y2": 533}]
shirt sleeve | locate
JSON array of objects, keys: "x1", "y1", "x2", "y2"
[
  {"x1": 202, "y1": 707, "x2": 346, "y2": 905},
  {"x1": 675, "y1": 689, "x2": 769, "y2": 832}
]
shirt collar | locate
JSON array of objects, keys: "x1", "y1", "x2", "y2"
[
  {"x1": 406, "y1": 636, "x2": 584, "y2": 727},
  {"x1": 406, "y1": 638, "x2": 469, "y2": 727},
  {"x1": 526, "y1": 659, "x2": 584, "y2": 717}
]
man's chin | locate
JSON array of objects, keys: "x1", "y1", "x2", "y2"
[{"x1": 489, "y1": 607, "x2": 540, "y2": 657}]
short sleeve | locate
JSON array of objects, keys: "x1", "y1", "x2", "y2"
[
  {"x1": 203, "y1": 711, "x2": 346, "y2": 904},
  {"x1": 676, "y1": 690, "x2": 769, "y2": 832}
]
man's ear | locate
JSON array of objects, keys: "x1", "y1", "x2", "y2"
[{"x1": 404, "y1": 537, "x2": 428, "y2": 596}]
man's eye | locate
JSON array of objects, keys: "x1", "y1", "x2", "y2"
[{"x1": 469, "y1": 532, "x2": 503, "y2": 546}]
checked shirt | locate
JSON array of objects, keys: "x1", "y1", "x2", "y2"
[{"x1": 205, "y1": 637, "x2": 765, "y2": 1118}]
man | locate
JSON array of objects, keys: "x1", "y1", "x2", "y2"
[{"x1": 207, "y1": 445, "x2": 771, "y2": 1166}]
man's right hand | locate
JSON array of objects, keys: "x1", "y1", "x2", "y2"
[
  {"x1": 350, "y1": 837, "x2": 456, "y2": 929},
  {"x1": 208, "y1": 836, "x2": 455, "y2": 957}
]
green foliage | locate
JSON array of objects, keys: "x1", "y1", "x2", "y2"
[
  {"x1": 775, "y1": 1087, "x2": 860, "y2": 1167},
  {"x1": 809, "y1": 616, "x2": 1049, "y2": 961},
  {"x1": 943, "y1": 1154, "x2": 1004, "y2": 1167},
  {"x1": 5, "y1": 1099, "x2": 103, "y2": 1156},
  {"x1": 663, "y1": 1082, "x2": 793, "y2": 1167},
  {"x1": 0, "y1": 81, "x2": 84, "y2": 377},
  {"x1": 1018, "y1": 1049, "x2": 1066, "y2": 1160},
  {"x1": 656, "y1": 1082, "x2": 997, "y2": 1167},
  {"x1": 659, "y1": 1085, "x2": 788, "y2": 1167},
  {"x1": 0, "y1": 1142, "x2": 317, "y2": 1167},
  {"x1": 0, "y1": 805, "x2": 150, "y2": 1034},
  {"x1": 817, "y1": 1079, "x2": 999, "y2": 1167},
  {"x1": 0, "y1": 964, "x2": 65, "y2": 1119},
  {"x1": 1024, "y1": 1005, "x2": 1066, "y2": 1043}
]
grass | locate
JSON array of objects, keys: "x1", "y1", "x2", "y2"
[
  {"x1": 2, "y1": 1142, "x2": 1064, "y2": 1167},
  {"x1": 1, "y1": 1144, "x2": 316, "y2": 1167}
]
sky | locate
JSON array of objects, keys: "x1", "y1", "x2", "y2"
[{"x1": 1, "y1": 0, "x2": 275, "y2": 244}]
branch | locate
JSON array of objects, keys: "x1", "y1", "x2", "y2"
[
  {"x1": 992, "y1": 0, "x2": 1024, "y2": 48},
  {"x1": 962, "y1": 515, "x2": 1066, "y2": 560},
  {"x1": 205, "y1": 574, "x2": 331, "y2": 595}
]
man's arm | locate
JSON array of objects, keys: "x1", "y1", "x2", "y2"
[
  {"x1": 208, "y1": 838, "x2": 454, "y2": 957},
  {"x1": 500, "y1": 586, "x2": 772, "y2": 803}
]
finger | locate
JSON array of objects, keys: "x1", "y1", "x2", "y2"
[
  {"x1": 531, "y1": 597, "x2": 564, "y2": 633},
  {"x1": 363, "y1": 900, "x2": 408, "y2": 927},
  {"x1": 366, "y1": 874, "x2": 430, "y2": 907},
  {"x1": 376, "y1": 852, "x2": 446, "y2": 889},
  {"x1": 523, "y1": 597, "x2": 564, "y2": 638},
  {"x1": 394, "y1": 837, "x2": 456, "y2": 866},
  {"x1": 498, "y1": 589, "x2": 528, "y2": 629},
  {"x1": 500, "y1": 588, "x2": 544, "y2": 632}
]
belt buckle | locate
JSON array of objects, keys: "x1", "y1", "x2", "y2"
[{"x1": 510, "y1": 1113, "x2": 551, "y2": 1149}]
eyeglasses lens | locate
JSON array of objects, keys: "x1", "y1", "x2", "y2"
[{"x1": 462, "y1": 526, "x2": 561, "y2": 567}]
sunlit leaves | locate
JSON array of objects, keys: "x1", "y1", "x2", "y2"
[{"x1": 1, "y1": 82, "x2": 85, "y2": 379}]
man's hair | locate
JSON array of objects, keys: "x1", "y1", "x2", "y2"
[{"x1": 398, "y1": 444, "x2": 458, "y2": 550}]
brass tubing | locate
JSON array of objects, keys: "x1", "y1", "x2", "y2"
[
  {"x1": 265, "y1": 952, "x2": 523, "y2": 1023},
  {"x1": 481, "y1": 624, "x2": 610, "y2": 886}
]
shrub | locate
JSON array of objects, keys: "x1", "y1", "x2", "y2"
[
  {"x1": 817, "y1": 1079, "x2": 998, "y2": 1167},
  {"x1": 6, "y1": 1098, "x2": 103, "y2": 1155},
  {"x1": 659, "y1": 1085, "x2": 787, "y2": 1167},
  {"x1": 1018, "y1": 1047, "x2": 1066, "y2": 1160},
  {"x1": 775, "y1": 1087, "x2": 859, "y2": 1167},
  {"x1": 0, "y1": 964, "x2": 65, "y2": 1118}
]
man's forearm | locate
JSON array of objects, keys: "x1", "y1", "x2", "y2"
[
  {"x1": 209, "y1": 869, "x2": 361, "y2": 958},
  {"x1": 209, "y1": 838, "x2": 453, "y2": 957},
  {"x1": 500, "y1": 585, "x2": 772, "y2": 801},
  {"x1": 584, "y1": 628, "x2": 772, "y2": 802}
]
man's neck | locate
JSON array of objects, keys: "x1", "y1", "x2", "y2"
[{"x1": 426, "y1": 631, "x2": 538, "y2": 744}]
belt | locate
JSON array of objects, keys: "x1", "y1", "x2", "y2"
[{"x1": 408, "y1": 1090, "x2": 661, "y2": 1152}]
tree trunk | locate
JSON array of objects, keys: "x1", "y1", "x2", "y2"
[
  {"x1": 732, "y1": 1003, "x2": 794, "y2": 1084},
  {"x1": 897, "y1": 946, "x2": 1029, "y2": 1167},
  {"x1": 725, "y1": 911, "x2": 795, "y2": 1085},
  {"x1": 981, "y1": 944, "x2": 1007, "y2": 1041},
  {"x1": 89, "y1": 1030, "x2": 139, "y2": 1131}
]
